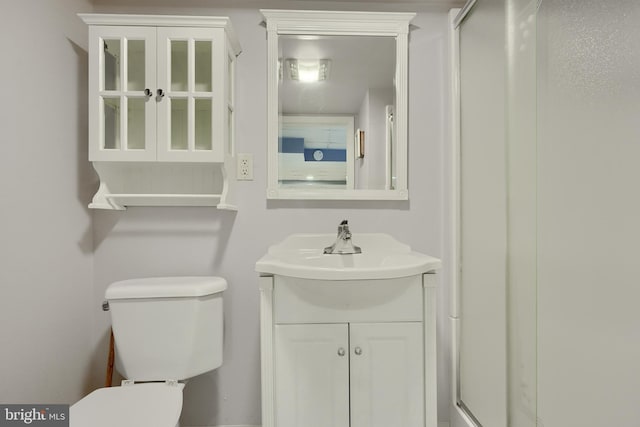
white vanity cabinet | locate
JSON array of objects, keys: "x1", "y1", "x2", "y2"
[
  {"x1": 275, "y1": 322, "x2": 423, "y2": 427},
  {"x1": 80, "y1": 14, "x2": 241, "y2": 209},
  {"x1": 259, "y1": 274, "x2": 438, "y2": 427}
]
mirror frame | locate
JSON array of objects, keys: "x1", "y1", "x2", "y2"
[{"x1": 262, "y1": 9, "x2": 415, "y2": 200}]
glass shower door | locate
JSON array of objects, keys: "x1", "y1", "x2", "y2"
[
  {"x1": 457, "y1": 1, "x2": 508, "y2": 425},
  {"x1": 453, "y1": 0, "x2": 538, "y2": 426}
]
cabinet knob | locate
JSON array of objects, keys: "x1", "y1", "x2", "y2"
[
  {"x1": 337, "y1": 348, "x2": 346, "y2": 357},
  {"x1": 157, "y1": 88, "x2": 165, "y2": 98},
  {"x1": 144, "y1": 88, "x2": 152, "y2": 97},
  {"x1": 354, "y1": 347, "x2": 363, "y2": 356}
]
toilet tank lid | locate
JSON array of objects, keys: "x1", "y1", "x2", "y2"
[{"x1": 106, "y1": 276, "x2": 227, "y2": 300}]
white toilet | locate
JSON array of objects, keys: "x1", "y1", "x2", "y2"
[{"x1": 70, "y1": 276, "x2": 227, "y2": 427}]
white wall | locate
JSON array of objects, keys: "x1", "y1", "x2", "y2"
[
  {"x1": 0, "y1": 0, "x2": 96, "y2": 404},
  {"x1": 356, "y1": 90, "x2": 370, "y2": 189},
  {"x1": 368, "y1": 88, "x2": 394, "y2": 190},
  {"x1": 537, "y1": 1, "x2": 640, "y2": 426},
  {"x1": 356, "y1": 88, "x2": 393, "y2": 190},
  {"x1": 89, "y1": 3, "x2": 451, "y2": 426}
]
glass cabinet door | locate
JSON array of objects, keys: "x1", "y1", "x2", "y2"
[
  {"x1": 156, "y1": 28, "x2": 226, "y2": 162},
  {"x1": 90, "y1": 26, "x2": 157, "y2": 161}
]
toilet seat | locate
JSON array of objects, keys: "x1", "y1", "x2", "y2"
[{"x1": 70, "y1": 382, "x2": 184, "y2": 427}]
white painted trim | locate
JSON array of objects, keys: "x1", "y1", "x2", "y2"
[
  {"x1": 395, "y1": 28, "x2": 410, "y2": 193},
  {"x1": 448, "y1": 8, "x2": 462, "y2": 320},
  {"x1": 450, "y1": 316, "x2": 461, "y2": 407},
  {"x1": 265, "y1": 19, "x2": 279, "y2": 200},
  {"x1": 79, "y1": 13, "x2": 233, "y2": 27},
  {"x1": 448, "y1": 9, "x2": 479, "y2": 427},
  {"x1": 453, "y1": 0, "x2": 477, "y2": 29},
  {"x1": 452, "y1": 403, "x2": 482, "y2": 427},
  {"x1": 78, "y1": 14, "x2": 241, "y2": 55},
  {"x1": 423, "y1": 273, "x2": 439, "y2": 427},
  {"x1": 266, "y1": 188, "x2": 409, "y2": 201},
  {"x1": 258, "y1": 276, "x2": 275, "y2": 427},
  {"x1": 449, "y1": 318, "x2": 480, "y2": 427},
  {"x1": 260, "y1": 9, "x2": 415, "y2": 35}
]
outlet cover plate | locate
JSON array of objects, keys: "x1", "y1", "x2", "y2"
[{"x1": 237, "y1": 153, "x2": 254, "y2": 180}]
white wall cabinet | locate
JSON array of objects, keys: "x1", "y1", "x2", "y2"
[
  {"x1": 259, "y1": 274, "x2": 438, "y2": 427},
  {"x1": 80, "y1": 14, "x2": 241, "y2": 209}
]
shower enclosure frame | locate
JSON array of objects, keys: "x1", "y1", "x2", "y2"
[{"x1": 449, "y1": 1, "x2": 538, "y2": 426}]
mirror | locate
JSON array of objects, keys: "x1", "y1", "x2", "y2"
[{"x1": 262, "y1": 10, "x2": 415, "y2": 200}]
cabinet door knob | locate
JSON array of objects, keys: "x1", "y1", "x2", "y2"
[
  {"x1": 337, "y1": 348, "x2": 346, "y2": 357},
  {"x1": 144, "y1": 88, "x2": 152, "y2": 97},
  {"x1": 157, "y1": 88, "x2": 165, "y2": 98},
  {"x1": 354, "y1": 346, "x2": 363, "y2": 356}
]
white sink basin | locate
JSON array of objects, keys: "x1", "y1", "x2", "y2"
[{"x1": 256, "y1": 233, "x2": 441, "y2": 280}]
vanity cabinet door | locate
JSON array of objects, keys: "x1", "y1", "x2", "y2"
[
  {"x1": 275, "y1": 324, "x2": 350, "y2": 427},
  {"x1": 350, "y1": 322, "x2": 424, "y2": 427},
  {"x1": 274, "y1": 322, "x2": 423, "y2": 427}
]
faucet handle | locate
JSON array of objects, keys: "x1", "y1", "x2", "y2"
[{"x1": 337, "y1": 220, "x2": 350, "y2": 236}]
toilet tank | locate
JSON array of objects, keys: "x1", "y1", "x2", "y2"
[{"x1": 105, "y1": 276, "x2": 227, "y2": 382}]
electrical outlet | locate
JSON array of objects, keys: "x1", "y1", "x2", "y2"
[{"x1": 237, "y1": 153, "x2": 253, "y2": 180}]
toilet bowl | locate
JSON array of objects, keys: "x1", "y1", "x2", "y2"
[
  {"x1": 70, "y1": 276, "x2": 227, "y2": 427},
  {"x1": 70, "y1": 382, "x2": 183, "y2": 427}
]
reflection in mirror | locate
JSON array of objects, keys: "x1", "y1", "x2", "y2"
[
  {"x1": 279, "y1": 115, "x2": 354, "y2": 188},
  {"x1": 263, "y1": 10, "x2": 414, "y2": 200},
  {"x1": 279, "y1": 35, "x2": 395, "y2": 191}
]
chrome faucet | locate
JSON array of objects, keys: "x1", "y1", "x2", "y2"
[{"x1": 323, "y1": 220, "x2": 362, "y2": 254}]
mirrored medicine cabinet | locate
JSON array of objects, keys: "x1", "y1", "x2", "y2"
[{"x1": 262, "y1": 10, "x2": 415, "y2": 200}]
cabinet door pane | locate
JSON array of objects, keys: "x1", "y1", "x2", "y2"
[
  {"x1": 103, "y1": 97, "x2": 120, "y2": 150},
  {"x1": 171, "y1": 40, "x2": 188, "y2": 92},
  {"x1": 195, "y1": 40, "x2": 212, "y2": 92},
  {"x1": 195, "y1": 98, "x2": 212, "y2": 150},
  {"x1": 170, "y1": 98, "x2": 188, "y2": 150},
  {"x1": 157, "y1": 28, "x2": 223, "y2": 162},
  {"x1": 127, "y1": 97, "x2": 145, "y2": 150},
  {"x1": 103, "y1": 39, "x2": 120, "y2": 91},
  {"x1": 127, "y1": 39, "x2": 145, "y2": 91},
  {"x1": 350, "y1": 323, "x2": 424, "y2": 427},
  {"x1": 275, "y1": 324, "x2": 350, "y2": 427}
]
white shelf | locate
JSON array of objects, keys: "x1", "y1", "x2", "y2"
[
  {"x1": 89, "y1": 162, "x2": 237, "y2": 211},
  {"x1": 90, "y1": 193, "x2": 236, "y2": 211}
]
